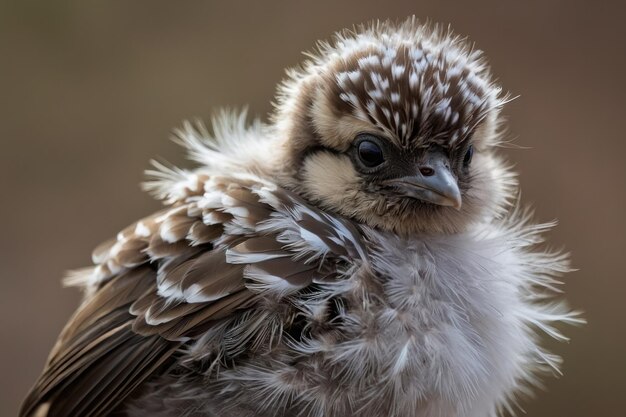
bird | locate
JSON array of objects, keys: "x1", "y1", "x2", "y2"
[{"x1": 21, "y1": 18, "x2": 582, "y2": 417}]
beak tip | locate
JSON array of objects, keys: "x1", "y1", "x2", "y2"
[
  {"x1": 453, "y1": 194, "x2": 462, "y2": 210},
  {"x1": 441, "y1": 187, "x2": 462, "y2": 211},
  {"x1": 447, "y1": 195, "x2": 462, "y2": 211}
]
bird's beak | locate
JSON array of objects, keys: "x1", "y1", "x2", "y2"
[{"x1": 383, "y1": 151, "x2": 462, "y2": 210}]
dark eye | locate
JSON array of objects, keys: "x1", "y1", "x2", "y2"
[
  {"x1": 358, "y1": 140, "x2": 385, "y2": 167},
  {"x1": 463, "y1": 145, "x2": 474, "y2": 166}
]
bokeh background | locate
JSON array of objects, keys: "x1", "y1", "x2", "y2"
[{"x1": 1, "y1": 1, "x2": 624, "y2": 416}]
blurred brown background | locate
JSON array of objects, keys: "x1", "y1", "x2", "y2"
[{"x1": 1, "y1": 1, "x2": 624, "y2": 416}]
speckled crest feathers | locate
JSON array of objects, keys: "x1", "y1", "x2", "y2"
[
  {"x1": 21, "y1": 18, "x2": 582, "y2": 417},
  {"x1": 273, "y1": 19, "x2": 506, "y2": 152}
]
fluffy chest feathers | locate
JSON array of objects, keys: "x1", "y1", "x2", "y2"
[{"x1": 206, "y1": 201, "x2": 572, "y2": 417}]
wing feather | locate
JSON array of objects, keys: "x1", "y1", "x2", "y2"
[{"x1": 21, "y1": 175, "x2": 364, "y2": 417}]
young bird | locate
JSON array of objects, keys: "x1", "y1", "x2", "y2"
[{"x1": 21, "y1": 18, "x2": 582, "y2": 417}]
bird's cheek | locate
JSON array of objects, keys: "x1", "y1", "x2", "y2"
[{"x1": 300, "y1": 153, "x2": 361, "y2": 206}]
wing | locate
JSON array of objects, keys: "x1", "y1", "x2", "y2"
[{"x1": 20, "y1": 174, "x2": 367, "y2": 417}]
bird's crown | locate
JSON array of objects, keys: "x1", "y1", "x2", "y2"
[{"x1": 274, "y1": 18, "x2": 504, "y2": 153}]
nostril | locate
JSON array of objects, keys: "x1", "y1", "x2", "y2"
[{"x1": 419, "y1": 167, "x2": 435, "y2": 177}]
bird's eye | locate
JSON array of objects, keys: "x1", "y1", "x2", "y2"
[
  {"x1": 463, "y1": 145, "x2": 474, "y2": 167},
  {"x1": 358, "y1": 140, "x2": 385, "y2": 167}
]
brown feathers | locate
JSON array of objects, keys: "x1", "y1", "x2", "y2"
[
  {"x1": 21, "y1": 267, "x2": 182, "y2": 417},
  {"x1": 21, "y1": 173, "x2": 357, "y2": 417}
]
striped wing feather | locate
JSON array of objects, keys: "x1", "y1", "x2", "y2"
[{"x1": 20, "y1": 177, "x2": 365, "y2": 417}]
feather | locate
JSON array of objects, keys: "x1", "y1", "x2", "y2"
[{"x1": 187, "y1": 221, "x2": 222, "y2": 245}]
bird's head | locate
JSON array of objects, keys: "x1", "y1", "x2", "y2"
[{"x1": 273, "y1": 19, "x2": 516, "y2": 235}]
